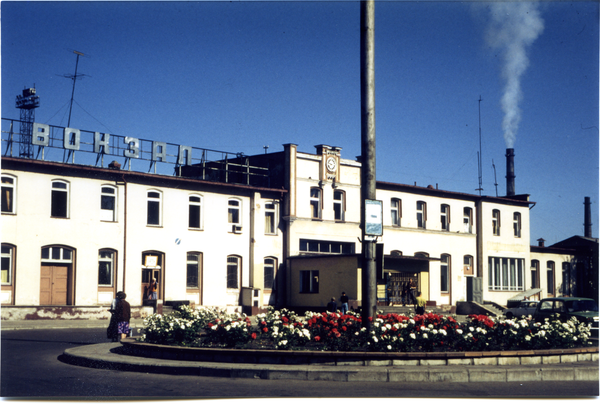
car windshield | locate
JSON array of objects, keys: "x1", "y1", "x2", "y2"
[{"x1": 566, "y1": 300, "x2": 598, "y2": 312}]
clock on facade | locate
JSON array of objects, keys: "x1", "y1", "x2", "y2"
[{"x1": 326, "y1": 156, "x2": 337, "y2": 172}]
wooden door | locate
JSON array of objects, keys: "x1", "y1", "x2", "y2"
[{"x1": 40, "y1": 265, "x2": 68, "y2": 305}]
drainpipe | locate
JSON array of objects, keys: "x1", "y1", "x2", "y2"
[{"x1": 121, "y1": 173, "x2": 128, "y2": 295}]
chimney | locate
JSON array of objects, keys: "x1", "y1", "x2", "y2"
[
  {"x1": 537, "y1": 238, "x2": 545, "y2": 247},
  {"x1": 584, "y1": 196, "x2": 592, "y2": 238},
  {"x1": 506, "y1": 148, "x2": 515, "y2": 197}
]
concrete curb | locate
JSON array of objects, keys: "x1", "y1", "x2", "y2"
[{"x1": 62, "y1": 343, "x2": 600, "y2": 383}]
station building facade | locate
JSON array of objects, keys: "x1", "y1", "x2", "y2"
[{"x1": 1, "y1": 136, "x2": 592, "y2": 315}]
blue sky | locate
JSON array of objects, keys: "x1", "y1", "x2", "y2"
[{"x1": 2, "y1": 1, "x2": 598, "y2": 244}]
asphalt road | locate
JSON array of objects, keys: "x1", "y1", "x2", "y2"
[{"x1": 1, "y1": 328, "x2": 598, "y2": 398}]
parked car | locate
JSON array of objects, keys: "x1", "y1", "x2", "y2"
[
  {"x1": 533, "y1": 297, "x2": 599, "y2": 337},
  {"x1": 503, "y1": 300, "x2": 539, "y2": 319}
]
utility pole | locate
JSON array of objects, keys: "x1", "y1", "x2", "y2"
[{"x1": 360, "y1": 0, "x2": 377, "y2": 330}]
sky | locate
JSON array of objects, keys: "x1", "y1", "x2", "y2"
[{"x1": 2, "y1": 0, "x2": 598, "y2": 244}]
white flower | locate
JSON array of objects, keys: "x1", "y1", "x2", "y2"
[
  {"x1": 457, "y1": 329, "x2": 463, "y2": 335},
  {"x1": 373, "y1": 336, "x2": 378, "y2": 343},
  {"x1": 387, "y1": 345, "x2": 392, "y2": 350},
  {"x1": 469, "y1": 327, "x2": 474, "y2": 332},
  {"x1": 410, "y1": 333, "x2": 416, "y2": 339}
]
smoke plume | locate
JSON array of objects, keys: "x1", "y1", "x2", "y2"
[{"x1": 486, "y1": 2, "x2": 544, "y2": 148}]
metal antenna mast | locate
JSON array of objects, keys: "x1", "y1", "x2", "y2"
[
  {"x1": 476, "y1": 96, "x2": 483, "y2": 195},
  {"x1": 492, "y1": 159, "x2": 498, "y2": 197},
  {"x1": 60, "y1": 50, "x2": 88, "y2": 127}
]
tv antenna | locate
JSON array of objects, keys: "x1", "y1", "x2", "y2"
[
  {"x1": 476, "y1": 96, "x2": 484, "y2": 195},
  {"x1": 58, "y1": 50, "x2": 89, "y2": 127}
]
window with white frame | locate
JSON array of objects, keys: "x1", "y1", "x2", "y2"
[
  {"x1": 1, "y1": 244, "x2": 14, "y2": 285},
  {"x1": 51, "y1": 180, "x2": 69, "y2": 218},
  {"x1": 189, "y1": 195, "x2": 202, "y2": 229},
  {"x1": 310, "y1": 187, "x2": 322, "y2": 219},
  {"x1": 441, "y1": 204, "x2": 450, "y2": 231},
  {"x1": 41, "y1": 246, "x2": 73, "y2": 263},
  {"x1": 264, "y1": 257, "x2": 276, "y2": 290},
  {"x1": 463, "y1": 207, "x2": 473, "y2": 233},
  {"x1": 265, "y1": 202, "x2": 277, "y2": 235},
  {"x1": 416, "y1": 201, "x2": 426, "y2": 229},
  {"x1": 488, "y1": 257, "x2": 524, "y2": 291},
  {"x1": 391, "y1": 198, "x2": 401, "y2": 227},
  {"x1": 98, "y1": 249, "x2": 115, "y2": 286},
  {"x1": 333, "y1": 190, "x2": 345, "y2": 221},
  {"x1": 187, "y1": 252, "x2": 202, "y2": 288},
  {"x1": 492, "y1": 209, "x2": 501, "y2": 236},
  {"x1": 299, "y1": 239, "x2": 355, "y2": 254},
  {"x1": 100, "y1": 186, "x2": 117, "y2": 222},
  {"x1": 441, "y1": 254, "x2": 450, "y2": 293},
  {"x1": 228, "y1": 199, "x2": 241, "y2": 225},
  {"x1": 531, "y1": 260, "x2": 540, "y2": 288},
  {"x1": 1, "y1": 175, "x2": 16, "y2": 214},
  {"x1": 226, "y1": 255, "x2": 240, "y2": 289},
  {"x1": 562, "y1": 262, "x2": 571, "y2": 296},
  {"x1": 147, "y1": 191, "x2": 162, "y2": 226},
  {"x1": 299, "y1": 270, "x2": 319, "y2": 293},
  {"x1": 513, "y1": 212, "x2": 521, "y2": 238},
  {"x1": 547, "y1": 261, "x2": 555, "y2": 296}
]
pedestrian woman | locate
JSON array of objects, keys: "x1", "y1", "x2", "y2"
[
  {"x1": 106, "y1": 293, "x2": 120, "y2": 342},
  {"x1": 115, "y1": 291, "x2": 131, "y2": 340}
]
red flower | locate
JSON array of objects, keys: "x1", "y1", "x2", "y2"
[
  {"x1": 262, "y1": 328, "x2": 268, "y2": 333},
  {"x1": 251, "y1": 333, "x2": 257, "y2": 340},
  {"x1": 314, "y1": 336, "x2": 321, "y2": 342},
  {"x1": 342, "y1": 326, "x2": 347, "y2": 332}
]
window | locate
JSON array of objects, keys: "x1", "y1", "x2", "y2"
[
  {"x1": 310, "y1": 187, "x2": 322, "y2": 219},
  {"x1": 41, "y1": 246, "x2": 73, "y2": 262},
  {"x1": 416, "y1": 201, "x2": 426, "y2": 229},
  {"x1": 228, "y1": 199, "x2": 241, "y2": 225},
  {"x1": 187, "y1": 252, "x2": 201, "y2": 288},
  {"x1": 463, "y1": 255, "x2": 474, "y2": 276},
  {"x1": 100, "y1": 186, "x2": 117, "y2": 222},
  {"x1": 264, "y1": 257, "x2": 276, "y2": 290},
  {"x1": 333, "y1": 190, "x2": 345, "y2": 221},
  {"x1": 531, "y1": 260, "x2": 540, "y2": 288},
  {"x1": 1, "y1": 245, "x2": 14, "y2": 284},
  {"x1": 492, "y1": 209, "x2": 501, "y2": 236},
  {"x1": 513, "y1": 212, "x2": 521, "y2": 237},
  {"x1": 1, "y1": 175, "x2": 15, "y2": 214},
  {"x1": 488, "y1": 257, "x2": 524, "y2": 291},
  {"x1": 51, "y1": 180, "x2": 69, "y2": 218},
  {"x1": 226, "y1": 255, "x2": 240, "y2": 289},
  {"x1": 189, "y1": 195, "x2": 202, "y2": 229},
  {"x1": 562, "y1": 262, "x2": 571, "y2": 296},
  {"x1": 98, "y1": 250, "x2": 115, "y2": 286},
  {"x1": 463, "y1": 207, "x2": 472, "y2": 233},
  {"x1": 441, "y1": 204, "x2": 450, "y2": 231},
  {"x1": 265, "y1": 201, "x2": 277, "y2": 234},
  {"x1": 147, "y1": 191, "x2": 162, "y2": 226},
  {"x1": 300, "y1": 270, "x2": 319, "y2": 293},
  {"x1": 547, "y1": 261, "x2": 555, "y2": 296},
  {"x1": 299, "y1": 239, "x2": 355, "y2": 254},
  {"x1": 391, "y1": 198, "x2": 401, "y2": 227},
  {"x1": 441, "y1": 254, "x2": 450, "y2": 293}
]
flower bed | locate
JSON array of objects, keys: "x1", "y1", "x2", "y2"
[{"x1": 138, "y1": 305, "x2": 593, "y2": 352}]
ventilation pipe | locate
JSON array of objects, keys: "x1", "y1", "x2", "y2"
[
  {"x1": 584, "y1": 196, "x2": 592, "y2": 238},
  {"x1": 506, "y1": 148, "x2": 515, "y2": 197}
]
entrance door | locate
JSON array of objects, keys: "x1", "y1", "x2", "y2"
[
  {"x1": 388, "y1": 273, "x2": 418, "y2": 305},
  {"x1": 40, "y1": 265, "x2": 68, "y2": 305},
  {"x1": 141, "y1": 268, "x2": 161, "y2": 301}
]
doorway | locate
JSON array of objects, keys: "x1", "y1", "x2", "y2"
[
  {"x1": 141, "y1": 252, "x2": 163, "y2": 301},
  {"x1": 40, "y1": 265, "x2": 69, "y2": 305}
]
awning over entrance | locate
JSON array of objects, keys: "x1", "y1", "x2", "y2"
[
  {"x1": 383, "y1": 254, "x2": 440, "y2": 273},
  {"x1": 507, "y1": 288, "x2": 543, "y2": 302}
]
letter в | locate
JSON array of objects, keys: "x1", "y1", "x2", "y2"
[{"x1": 31, "y1": 123, "x2": 50, "y2": 146}]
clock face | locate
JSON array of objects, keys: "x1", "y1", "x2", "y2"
[{"x1": 326, "y1": 156, "x2": 337, "y2": 172}]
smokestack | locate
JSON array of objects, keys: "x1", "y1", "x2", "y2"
[
  {"x1": 506, "y1": 148, "x2": 515, "y2": 197},
  {"x1": 584, "y1": 196, "x2": 592, "y2": 238}
]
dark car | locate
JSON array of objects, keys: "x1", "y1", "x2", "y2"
[
  {"x1": 503, "y1": 300, "x2": 539, "y2": 319},
  {"x1": 533, "y1": 297, "x2": 599, "y2": 337}
]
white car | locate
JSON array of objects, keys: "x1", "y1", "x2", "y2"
[{"x1": 503, "y1": 300, "x2": 539, "y2": 319}]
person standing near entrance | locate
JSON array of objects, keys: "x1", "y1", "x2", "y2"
[
  {"x1": 149, "y1": 278, "x2": 158, "y2": 300},
  {"x1": 340, "y1": 292, "x2": 349, "y2": 314},
  {"x1": 115, "y1": 291, "x2": 131, "y2": 340},
  {"x1": 415, "y1": 291, "x2": 427, "y2": 315},
  {"x1": 326, "y1": 297, "x2": 337, "y2": 313}
]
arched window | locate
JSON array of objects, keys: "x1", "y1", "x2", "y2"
[
  {"x1": 513, "y1": 212, "x2": 521, "y2": 238},
  {"x1": 441, "y1": 254, "x2": 450, "y2": 293},
  {"x1": 547, "y1": 261, "x2": 555, "y2": 296},
  {"x1": 187, "y1": 252, "x2": 202, "y2": 289},
  {"x1": 463, "y1": 255, "x2": 474, "y2": 276},
  {"x1": 391, "y1": 198, "x2": 401, "y2": 227},
  {"x1": 264, "y1": 201, "x2": 277, "y2": 235},
  {"x1": 226, "y1": 255, "x2": 241, "y2": 289},
  {"x1": 492, "y1": 209, "x2": 501, "y2": 236},
  {"x1": 100, "y1": 185, "x2": 117, "y2": 222},
  {"x1": 1, "y1": 175, "x2": 16, "y2": 214},
  {"x1": 441, "y1": 204, "x2": 450, "y2": 231},
  {"x1": 147, "y1": 190, "x2": 162, "y2": 226},
  {"x1": 310, "y1": 188, "x2": 322, "y2": 219},
  {"x1": 333, "y1": 190, "x2": 345, "y2": 221},
  {"x1": 51, "y1": 180, "x2": 69, "y2": 218},
  {"x1": 416, "y1": 201, "x2": 426, "y2": 229},
  {"x1": 98, "y1": 249, "x2": 116, "y2": 287},
  {"x1": 228, "y1": 199, "x2": 241, "y2": 225},
  {"x1": 264, "y1": 257, "x2": 277, "y2": 290},
  {"x1": 189, "y1": 194, "x2": 203, "y2": 229}
]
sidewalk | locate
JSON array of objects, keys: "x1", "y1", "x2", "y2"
[{"x1": 1, "y1": 318, "x2": 146, "y2": 331}]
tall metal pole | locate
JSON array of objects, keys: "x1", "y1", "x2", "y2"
[
  {"x1": 67, "y1": 51, "x2": 84, "y2": 128},
  {"x1": 360, "y1": 0, "x2": 377, "y2": 329}
]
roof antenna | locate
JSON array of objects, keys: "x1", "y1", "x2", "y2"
[
  {"x1": 59, "y1": 50, "x2": 89, "y2": 127},
  {"x1": 476, "y1": 96, "x2": 484, "y2": 195},
  {"x1": 492, "y1": 159, "x2": 498, "y2": 197}
]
